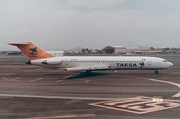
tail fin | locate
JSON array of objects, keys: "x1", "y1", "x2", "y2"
[{"x1": 8, "y1": 42, "x2": 54, "y2": 60}]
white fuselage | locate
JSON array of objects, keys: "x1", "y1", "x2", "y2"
[{"x1": 30, "y1": 56, "x2": 173, "y2": 71}]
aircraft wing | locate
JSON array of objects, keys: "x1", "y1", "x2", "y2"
[{"x1": 64, "y1": 65, "x2": 111, "y2": 71}]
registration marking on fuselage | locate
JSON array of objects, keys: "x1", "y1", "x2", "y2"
[{"x1": 89, "y1": 96, "x2": 180, "y2": 114}]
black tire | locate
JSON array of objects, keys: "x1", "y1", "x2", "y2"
[{"x1": 155, "y1": 71, "x2": 159, "y2": 74}]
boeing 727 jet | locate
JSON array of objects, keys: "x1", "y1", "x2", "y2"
[{"x1": 8, "y1": 42, "x2": 173, "y2": 74}]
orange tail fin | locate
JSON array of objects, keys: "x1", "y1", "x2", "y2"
[{"x1": 8, "y1": 42, "x2": 54, "y2": 60}]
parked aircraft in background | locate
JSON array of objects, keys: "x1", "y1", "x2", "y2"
[{"x1": 8, "y1": 42, "x2": 173, "y2": 74}]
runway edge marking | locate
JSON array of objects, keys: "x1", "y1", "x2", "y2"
[
  {"x1": 123, "y1": 76, "x2": 180, "y2": 98},
  {"x1": 18, "y1": 114, "x2": 95, "y2": 119},
  {"x1": 143, "y1": 77, "x2": 180, "y2": 97}
]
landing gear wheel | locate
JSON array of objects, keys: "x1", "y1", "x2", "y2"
[
  {"x1": 155, "y1": 71, "x2": 159, "y2": 74},
  {"x1": 84, "y1": 70, "x2": 92, "y2": 75}
]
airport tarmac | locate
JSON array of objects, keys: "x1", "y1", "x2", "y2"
[{"x1": 0, "y1": 55, "x2": 180, "y2": 119}]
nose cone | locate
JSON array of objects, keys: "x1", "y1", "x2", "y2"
[{"x1": 168, "y1": 62, "x2": 173, "y2": 67}]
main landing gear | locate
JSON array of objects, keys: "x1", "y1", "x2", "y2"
[
  {"x1": 154, "y1": 70, "x2": 159, "y2": 74},
  {"x1": 84, "y1": 70, "x2": 92, "y2": 74}
]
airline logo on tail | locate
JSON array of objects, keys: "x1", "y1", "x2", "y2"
[{"x1": 29, "y1": 47, "x2": 38, "y2": 57}]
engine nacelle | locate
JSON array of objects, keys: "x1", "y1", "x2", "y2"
[{"x1": 31, "y1": 59, "x2": 62, "y2": 65}]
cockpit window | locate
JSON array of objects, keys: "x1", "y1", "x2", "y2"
[{"x1": 163, "y1": 60, "x2": 167, "y2": 62}]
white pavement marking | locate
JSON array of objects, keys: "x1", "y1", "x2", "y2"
[
  {"x1": 172, "y1": 92, "x2": 180, "y2": 97},
  {"x1": 126, "y1": 76, "x2": 180, "y2": 98},
  {"x1": 56, "y1": 72, "x2": 81, "y2": 82},
  {"x1": 144, "y1": 77, "x2": 180, "y2": 88},
  {"x1": 56, "y1": 80, "x2": 64, "y2": 82},
  {"x1": 63, "y1": 75, "x2": 74, "y2": 79},
  {"x1": 29, "y1": 78, "x2": 44, "y2": 82},
  {"x1": 2, "y1": 77, "x2": 8, "y2": 80},
  {"x1": 25, "y1": 68, "x2": 42, "y2": 72},
  {"x1": 84, "y1": 80, "x2": 90, "y2": 83},
  {"x1": 0, "y1": 94, "x2": 122, "y2": 101},
  {"x1": 2, "y1": 77, "x2": 21, "y2": 81},
  {"x1": 63, "y1": 73, "x2": 81, "y2": 79},
  {"x1": 19, "y1": 114, "x2": 95, "y2": 119},
  {"x1": 114, "y1": 70, "x2": 118, "y2": 72},
  {"x1": 143, "y1": 77, "x2": 180, "y2": 97},
  {"x1": 0, "y1": 94, "x2": 180, "y2": 102},
  {"x1": 89, "y1": 96, "x2": 180, "y2": 114}
]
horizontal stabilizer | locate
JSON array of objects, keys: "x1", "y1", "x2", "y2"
[{"x1": 8, "y1": 42, "x2": 30, "y2": 46}]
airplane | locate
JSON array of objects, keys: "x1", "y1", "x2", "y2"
[{"x1": 8, "y1": 42, "x2": 173, "y2": 74}]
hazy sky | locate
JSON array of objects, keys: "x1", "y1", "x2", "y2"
[{"x1": 1, "y1": 0, "x2": 180, "y2": 50}]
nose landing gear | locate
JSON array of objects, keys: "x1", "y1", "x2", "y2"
[{"x1": 155, "y1": 70, "x2": 159, "y2": 74}]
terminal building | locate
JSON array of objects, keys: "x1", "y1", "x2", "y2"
[
  {"x1": 103, "y1": 46, "x2": 162, "y2": 55},
  {"x1": 103, "y1": 46, "x2": 127, "y2": 54}
]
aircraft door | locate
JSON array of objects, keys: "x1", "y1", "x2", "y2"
[
  {"x1": 65, "y1": 59, "x2": 69, "y2": 65},
  {"x1": 148, "y1": 59, "x2": 152, "y2": 66}
]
